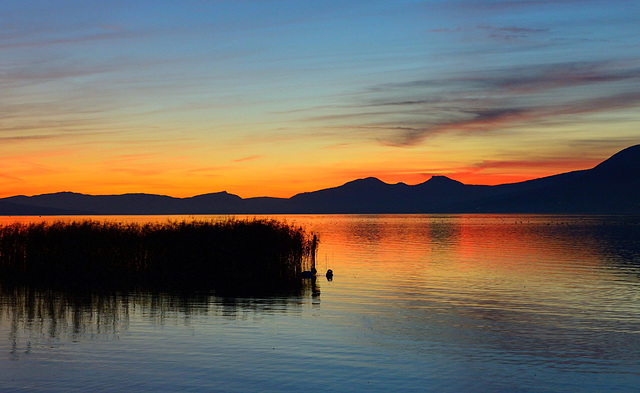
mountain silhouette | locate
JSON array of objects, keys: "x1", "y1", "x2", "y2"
[
  {"x1": 470, "y1": 144, "x2": 640, "y2": 213},
  {"x1": 2, "y1": 144, "x2": 639, "y2": 215}
]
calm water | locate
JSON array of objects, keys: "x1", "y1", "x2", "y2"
[{"x1": 1, "y1": 215, "x2": 640, "y2": 392}]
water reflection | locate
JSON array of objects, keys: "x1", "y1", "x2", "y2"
[
  {"x1": 1, "y1": 280, "x2": 321, "y2": 351},
  {"x1": 304, "y1": 215, "x2": 640, "y2": 373},
  {"x1": 2, "y1": 215, "x2": 640, "y2": 392}
]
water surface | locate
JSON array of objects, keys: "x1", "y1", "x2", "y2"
[{"x1": 1, "y1": 215, "x2": 639, "y2": 392}]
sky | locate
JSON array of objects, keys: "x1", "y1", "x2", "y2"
[{"x1": 2, "y1": 0, "x2": 639, "y2": 198}]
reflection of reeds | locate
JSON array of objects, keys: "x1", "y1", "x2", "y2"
[
  {"x1": 0, "y1": 218, "x2": 317, "y2": 292},
  {"x1": 1, "y1": 284, "x2": 311, "y2": 345}
]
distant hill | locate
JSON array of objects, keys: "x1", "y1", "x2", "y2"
[
  {"x1": 470, "y1": 144, "x2": 640, "y2": 213},
  {"x1": 0, "y1": 199, "x2": 82, "y2": 216},
  {"x1": 2, "y1": 145, "x2": 639, "y2": 215}
]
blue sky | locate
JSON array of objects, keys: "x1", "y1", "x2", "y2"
[{"x1": 2, "y1": 0, "x2": 639, "y2": 197}]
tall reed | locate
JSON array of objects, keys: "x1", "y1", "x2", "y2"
[{"x1": 0, "y1": 218, "x2": 317, "y2": 292}]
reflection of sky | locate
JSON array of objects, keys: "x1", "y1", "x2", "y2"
[
  {"x1": 2, "y1": 1, "x2": 640, "y2": 197},
  {"x1": 308, "y1": 215, "x2": 640, "y2": 368},
  {"x1": 2, "y1": 215, "x2": 640, "y2": 391}
]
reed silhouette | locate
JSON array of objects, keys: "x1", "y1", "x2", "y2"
[{"x1": 0, "y1": 218, "x2": 317, "y2": 293}]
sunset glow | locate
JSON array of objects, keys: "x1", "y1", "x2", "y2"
[{"x1": 2, "y1": 1, "x2": 639, "y2": 198}]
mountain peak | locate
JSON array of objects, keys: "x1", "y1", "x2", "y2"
[
  {"x1": 342, "y1": 177, "x2": 387, "y2": 187},
  {"x1": 2, "y1": 144, "x2": 639, "y2": 214},
  {"x1": 358, "y1": 177, "x2": 386, "y2": 183},
  {"x1": 423, "y1": 175, "x2": 464, "y2": 186},
  {"x1": 593, "y1": 144, "x2": 640, "y2": 172}
]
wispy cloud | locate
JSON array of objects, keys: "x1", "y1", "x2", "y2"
[
  {"x1": 102, "y1": 154, "x2": 158, "y2": 165},
  {"x1": 471, "y1": 158, "x2": 597, "y2": 171},
  {"x1": 185, "y1": 166, "x2": 231, "y2": 175},
  {"x1": 301, "y1": 60, "x2": 640, "y2": 146},
  {"x1": 429, "y1": 24, "x2": 549, "y2": 41},
  {"x1": 0, "y1": 173, "x2": 23, "y2": 182},
  {"x1": 566, "y1": 137, "x2": 640, "y2": 151},
  {"x1": 0, "y1": 135, "x2": 60, "y2": 143},
  {"x1": 231, "y1": 155, "x2": 262, "y2": 163},
  {"x1": 457, "y1": 61, "x2": 640, "y2": 93},
  {"x1": 376, "y1": 61, "x2": 640, "y2": 95},
  {"x1": 428, "y1": 0, "x2": 598, "y2": 13},
  {"x1": 0, "y1": 61, "x2": 119, "y2": 89},
  {"x1": 1, "y1": 0, "x2": 638, "y2": 195},
  {"x1": 109, "y1": 167, "x2": 166, "y2": 177},
  {"x1": 385, "y1": 92, "x2": 640, "y2": 146},
  {"x1": 0, "y1": 30, "x2": 138, "y2": 50}
]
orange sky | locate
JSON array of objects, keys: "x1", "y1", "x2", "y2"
[{"x1": 2, "y1": 1, "x2": 639, "y2": 198}]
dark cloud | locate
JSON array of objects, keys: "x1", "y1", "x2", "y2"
[
  {"x1": 471, "y1": 62, "x2": 640, "y2": 93},
  {"x1": 477, "y1": 24, "x2": 550, "y2": 41},
  {"x1": 0, "y1": 135, "x2": 60, "y2": 143},
  {"x1": 386, "y1": 108, "x2": 528, "y2": 146},
  {"x1": 303, "y1": 60, "x2": 640, "y2": 147},
  {"x1": 387, "y1": 92, "x2": 640, "y2": 146},
  {"x1": 387, "y1": 61, "x2": 640, "y2": 95},
  {"x1": 495, "y1": 26, "x2": 549, "y2": 33},
  {"x1": 537, "y1": 91, "x2": 640, "y2": 119},
  {"x1": 428, "y1": 24, "x2": 548, "y2": 39}
]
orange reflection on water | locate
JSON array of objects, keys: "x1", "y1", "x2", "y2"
[
  {"x1": 0, "y1": 214, "x2": 631, "y2": 285},
  {"x1": 302, "y1": 215, "x2": 640, "y2": 363},
  {"x1": 304, "y1": 215, "x2": 639, "y2": 323},
  {"x1": 310, "y1": 215, "x2": 606, "y2": 275}
]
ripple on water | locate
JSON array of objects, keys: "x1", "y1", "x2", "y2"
[{"x1": 1, "y1": 214, "x2": 640, "y2": 392}]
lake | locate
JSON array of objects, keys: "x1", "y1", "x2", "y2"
[{"x1": 1, "y1": 215, "x2": 640, "y2": 392}]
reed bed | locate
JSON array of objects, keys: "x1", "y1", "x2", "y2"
[{"x1": 0, "y1": 218, "x2": 317, "y2": 292}]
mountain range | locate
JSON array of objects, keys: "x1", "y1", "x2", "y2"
[{"x1": 2, "y1": 144, "x2": 639, "y2": 215}]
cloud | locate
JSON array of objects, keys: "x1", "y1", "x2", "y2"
[
  {"x1": 548, "y1": 91, "x2": 640, "y2": 116},
  {"x1": 305, "y1": 60, "x2": 640, "y2": 146},
  {"x1": 385, "y1": 108, "x2": 530, "y2": 146},
  {"x1": 429, "y1": 24, "x2": 549, "y2": 41},
  {"x1": 386, "y1": 92, "x2": 640, "y2": 146},
  {"x1": 0, "y1": 173, "x2": 23, "y2": 182},
  {"x1": 433, "y1": 0, "x2": 596, "y2": 12},
  {"x1": 185, "y1": 166, "x2": 230, "y2": 175},
  {"x1": 428, "y1": 27, "x2": 464, "y2": 33},
  {"x1": 0, "y1": 29, "x2": 140, "y2": 50},
  {"x1": 466, "y1": 61, "x2": 640, "y2": 93},
  {"x1": 231, "y1": 155, "x2": 262, "y2": 163},
  {"x1": 0, "y1": 62, "x2": 118, "y2": 89},
  {"x1": 494, "y1": 26, "x2": 549, "y2": 34},
  {"x1": 382, "y1": 61, "x2": 640, "y2": 96},
  {"x1": 566, "y1": 137, "x2": 640, "y2": 151},
  {"x1": 472, "y1": 158, "x2": 596, "y2": 170},
  {"x1": 109, "y1": 167, "x2": 166, "y2": 177},
  {"x1": 478, "y1": 24, "x2": 550, "y2": 41},
  {"x1": 102, "y1": 154, "x2": 158, "y2": 165},
  {"x1": 0, "y1": 135, "x2": 60, "y2": 143}
]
